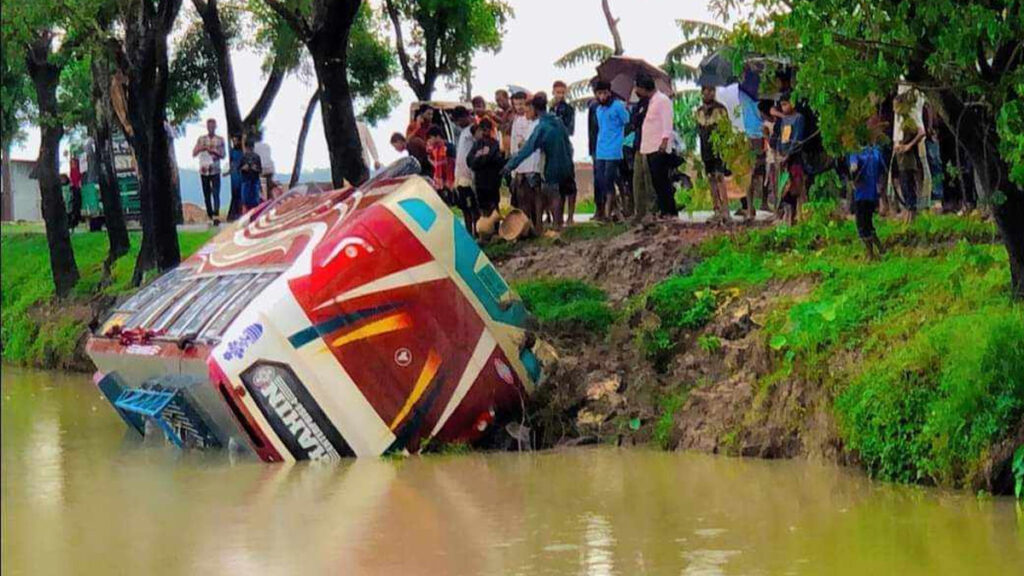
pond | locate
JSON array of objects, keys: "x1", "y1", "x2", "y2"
[{"x1": 2, "y1": 367, "x2": 1022, "y2": 575}]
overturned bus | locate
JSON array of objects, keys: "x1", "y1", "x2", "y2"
[{"x1": 87, "y1": 160, "x2": 541, "y2": 462}]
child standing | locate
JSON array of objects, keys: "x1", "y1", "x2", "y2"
[
  {"x1": 848, "y1": 144, "x2": 887, "y2": 259},
  {"x1": 426, "y1": 126, "x2": 455, "y2": 203}
]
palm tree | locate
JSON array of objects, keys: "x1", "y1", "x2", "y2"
[{"x1": 663, "y1": 19, "x2": 729, "y2": 84}]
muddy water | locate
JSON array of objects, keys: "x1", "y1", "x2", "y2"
[{"x1": 3, "y1": 368, "x2": 1022, "y2": 576}]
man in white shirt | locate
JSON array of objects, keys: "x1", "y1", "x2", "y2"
[
  {"x1": 451, "y1": 107, "x2": 479, "y2": 235},
  {"x1": 509, "y1": 91, "x2": 544, "y2": 232},
  {"x1": 192, "y1": 118, "x2": 225, "y2": 223},
  {"x1": 252, "y1": 134, "x2": 275, "y2": 196}
]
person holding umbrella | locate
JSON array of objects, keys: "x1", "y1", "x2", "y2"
[{"x1": 635, "y1": 74, "x2": 678, "y2": 219}]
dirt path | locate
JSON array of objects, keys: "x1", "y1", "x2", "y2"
[{"x1": 494, "y1": 221, "x2": 716, "y2": 303}]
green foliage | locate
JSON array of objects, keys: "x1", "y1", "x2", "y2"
[
  {"x1": 837, "y1": 312, "x2": 1024, "y2": 486},
  {"x1": 698, "y1": 334, "x2": 722, "y2": 354},
  {"x1": 654, "y1": 389, "x2": 690, "y2": 450},
  {"x1": 997, "y1": 82, "x2": 1024, "y2": 189},
  {"x1": 515, "y1": 278, "x2": 615, "y2": 336},
  {"x1": 1014, "y1": 445, "x2": 1024, "y2": 500},
  {"x1": 385, "y1": 0, "x2": 512, "y2": 98},
  {"x1": 57, "y1": 54, "x2": 95, "y2": 135},
  {"x1": 1, "y1": 226, "x2": 215, "y2": 368},
  {"x1": 673, "y1": 91, "x2": 702, "y2": 157},
  {"x1": 167, "y1": 18, "x2": 223, "y2": 126},
  {"x1": 554, "y1": 43, "x2": 614, "y2": 69},
  {"x1": 737, "y1": 0, "x2": 1024, "y2": 195},
  {"x1": 0, "y1": 52, "x2": 34, "y2": 148},
  {"x1": 676, "y1": 176, "x2": 715, "y2": 212},
  {"x1": 348, "y1": 3, "x2": 399, "y2": 124},
  {"x1": 664, "y1": 19, "x2": 728, "y2": 82}
]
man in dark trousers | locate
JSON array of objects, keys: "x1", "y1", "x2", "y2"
[
  {"x1": 193, "y1": 118, "x2": 225, "y2": 224},
  {"x1": 635, "y1": 75, "x2": 677, "y2": 219},
  {"x1": 551, "y1": 80, "x2": 578, "y2": 225}
]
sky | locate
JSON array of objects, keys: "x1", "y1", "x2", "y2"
[{"x1": 13, "y1": 0, "x2": 715, "y2": 172}]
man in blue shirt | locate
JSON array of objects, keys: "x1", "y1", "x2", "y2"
[
  {"x1": 592, "y1": 80, "x2": 629, "y2": 221},
  {"x1": 848, "y1": 144, "x2": 886, "y2": 259}
]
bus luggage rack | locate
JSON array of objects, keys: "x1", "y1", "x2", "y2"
[{"x1": 114, "y1": 384, "x2": 220, "y2": 450}]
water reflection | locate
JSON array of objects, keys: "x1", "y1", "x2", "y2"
[{"x1": 3, "y1": 367, "x2": 1023, "y2": 575}]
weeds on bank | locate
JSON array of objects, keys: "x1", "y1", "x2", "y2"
[
  {"x1": 515, "y1": 278, "x2": 616, "y2": 336},
  {"x1": 653, "y1": 389, "x2": 690, "y2": 450}
]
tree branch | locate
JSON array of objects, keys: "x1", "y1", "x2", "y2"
[
  {"x1": 243, "y1": 60, "x2": 287, "y2": 130},
  {"x1": 978, "y1": 38, "x2": 995, "y2": 81},
  {"x1": 384, "y1": 0, "x2": 425, "y2": 97},
  {"x1": 263, "y1": 0, "x2": 311, "y2": 40},
  {"x1": 601, "y1": 0, "x2": 624, "y2": 56}
]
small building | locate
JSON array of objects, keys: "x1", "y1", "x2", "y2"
[{"x1": 1, "y1": 158, "x2": 42, "y2": 222}]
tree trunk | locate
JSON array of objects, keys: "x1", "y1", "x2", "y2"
[
  {"x1": 123, "y1": 1, "x2": 184, "y2": 285},
  {"x1": 993, "y1": 190, "x2": 1024, "y2": 299},
  {"x1": 309, "y1": 21, "x2": 367, "y2": 187},
  {"x1": 242, "y1": 62, "x2": 286, "y2": 135},
  {"x1": 194, "y1": 0, "x2": 243, "y2": 138},
  {"x1": 25, "y1": 36, "x2": 79, "y2": 298},
  {"x1": 934, "y1": 90, "x2": 1024, "y2": 299},
  {"x1": 91, "y1": 54, "x2": 131, "y2": 262},
  {"x1": 384, "y1": 0, "x2": 433, "y2": 102},
  {"x1": 166, "y1": 127, "x2": 184, "y2": 225},
  {"x1": 601, "y1": 0, "x2": 625, "y2": 56},
  {"x1": 290, "y1": 88, "x2": 321, "y2": 188},
  {"x1": 1, "y1": 143, "x2": 13, "y2": 221},
  {"x1": 195, "y1": 0, "x2": 288, "y2": 141}
]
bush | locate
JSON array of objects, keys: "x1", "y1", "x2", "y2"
[
  {"x1": 515, "y1": 278, "x2": 616, "y2": 335},
  {"x1": 837, "y1": 312, "x2": 1024, "y2": 486}
]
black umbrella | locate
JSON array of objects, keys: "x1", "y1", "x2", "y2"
[
  {"x1": 698, "y1": 48, "x2": 791, "y2": 90},
  {"x1": 696, "y1": 48, "x2": 739, "y2": 87},
  {"x1": 596, "y1": 56, "x2": 674, "y2": 101}
]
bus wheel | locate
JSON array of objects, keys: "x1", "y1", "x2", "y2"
[{"x1": 88, "y1": 217, "x2": 105, "y2": 232}]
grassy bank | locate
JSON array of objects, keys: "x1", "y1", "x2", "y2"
[
  {"x1": 515, "y1": 207, "x2": 1023, "y2": 493},
  {"x1": 1, "y1": 224, "x2": 215, "y2": 369},
  {"x1": 655, "y1": 206, "x2": 1020, "y2": 489}
]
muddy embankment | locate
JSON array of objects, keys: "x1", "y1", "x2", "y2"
[{"x1": 493, "y1": 221, "x2": 844, "y2": 463}]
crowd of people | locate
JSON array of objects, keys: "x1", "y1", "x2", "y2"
[
  {"x1": 188, "y1": 68, "x2": 971, "y2": 265},
  {"x1": 193, "y1": 118, "x2": 281, "y2": 225},
  {"x1": 388, "y1": 74, "x2": 686, "y2": 238},
  {"x1": 692, "y1": 70, "x2": 974, "y2": 259}
]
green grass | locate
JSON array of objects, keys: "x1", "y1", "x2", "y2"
[
  {"x1": 515, "y1": 278, "x2": 616, "y2": 336},
  {"x1": 1, "y1": 225, "x2": 216, "y2": 368},
  {"x1": 653, "y1": 389, "x2": 690, "y2": 450},
  {"x1": 619, "y1": 201, "x2": 1021, "y2": 488}
]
